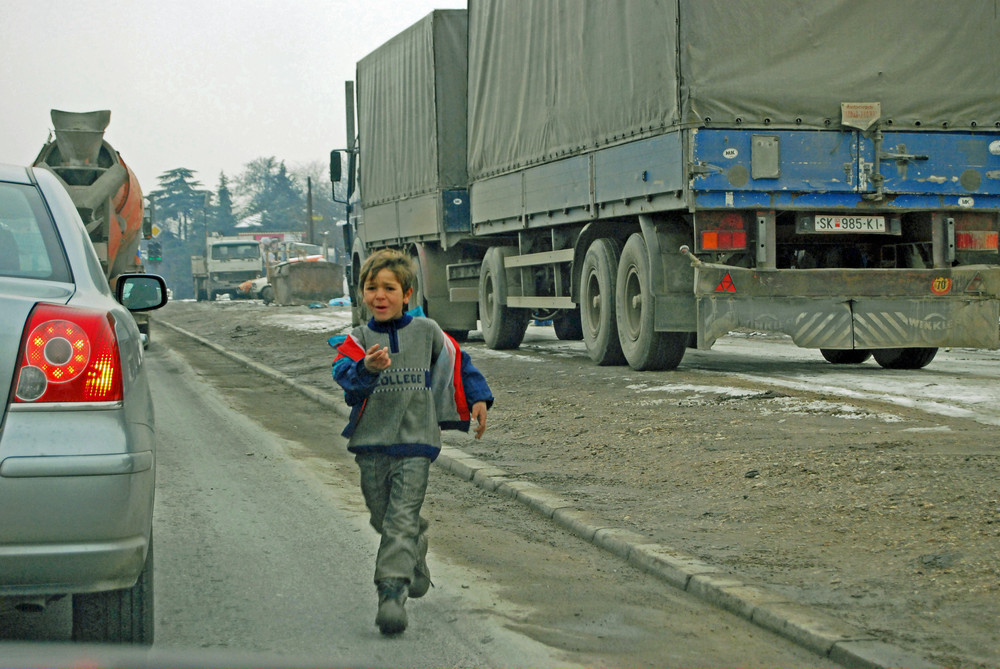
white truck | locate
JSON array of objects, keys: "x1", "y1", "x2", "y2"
[{"x1": 191, "y1": 235, "x2": 263, "y2": 301}]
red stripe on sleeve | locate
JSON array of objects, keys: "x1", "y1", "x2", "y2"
[
  {"x1": 336, "y1": 334, "x2": 366, "y2": 362},
  {"x1": 445, "y1": 332, "x2": 469, "y2": 420}
]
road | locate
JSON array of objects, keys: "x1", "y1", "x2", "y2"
[
  {"x1": 0, "y1": 325, "x2": 836, "y2": 668},
  {"x1": 8, "y1": 297, "x2": 997, "y2": 666},
  {"x1": 151, "y1": 301, "x2": 998, "y2": 667},
  {"x1": 148, "y1": 326, "x2": 839, "y2": 666},
  {"x1": 148, "y1": 335, "x2": 576, "y2": 666}
]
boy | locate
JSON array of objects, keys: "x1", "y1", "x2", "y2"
[{"x1": 331, "y1": 249, "x2": 493, "y2": 635}]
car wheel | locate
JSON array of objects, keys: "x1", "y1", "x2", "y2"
[
  {"x1": 261, "y1": 285, "x2": 275, "y2": 305},
  {"x1": 72, "y1": 535, "x2": 154, "y2": 645}
]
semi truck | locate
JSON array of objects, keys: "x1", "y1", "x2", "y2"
[
  {"x1": 333, "y1": 1, "x2": 1000, "y2": 370},
  {"x1": 191, "y1": 235, "x2": 263, "y2": 301},
  {"x1": 33, "y1": 109, "x2": 155, "y2": 344}
]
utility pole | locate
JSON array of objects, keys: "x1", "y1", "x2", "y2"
[
  {"x1": 307, "y1": 176, "x2": 314, "y2": 245},
  {"x1": 202, "y1": 192, "x2": 212, "y2": 247}
]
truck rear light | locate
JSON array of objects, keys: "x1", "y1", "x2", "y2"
[
  {"x1": 956, "y1": 231, "x2": 998, "y2": 251},
  {"x1": 954, "y1": 212, "x2": 999, "y2": 252},
  {"x1": 13, "y1": 304, "x2": 122, "y2": 404},
  {"x1": 696, "y1": 212, "x2": 748, "y2": 252}
]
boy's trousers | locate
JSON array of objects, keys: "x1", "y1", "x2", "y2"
[{"x1": 355, "y1": 453, "x2": 430, "y2": 584}]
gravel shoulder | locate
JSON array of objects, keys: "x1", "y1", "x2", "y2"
[{"x1": 154, "y1": 300, "x2": 1000, "y2": 668}]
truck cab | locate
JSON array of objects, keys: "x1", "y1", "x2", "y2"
[{"x1": 191, "y1": 236, "x2": 263, "y2": 301}]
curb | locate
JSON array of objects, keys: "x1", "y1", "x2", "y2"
[{"x1": 158, "y1": 318, "x2": 939, "y2": 669}]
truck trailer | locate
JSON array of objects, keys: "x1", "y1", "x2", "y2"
[{"x1": 334, "y1": 1, "x2": 1000, "y2": 370}]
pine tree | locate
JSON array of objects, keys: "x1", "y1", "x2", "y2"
[
  {"x1": 236, "y1": 157, "x2": 305, "y2": 232},
  {"x1": 214, "y1": 172, "x2": 238, "y2": 235},
  {"x1": 147, "y1": 168, "x2": 211, "y2": 240}
]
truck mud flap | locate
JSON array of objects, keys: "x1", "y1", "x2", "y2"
[{"x1": 692, "y1": 264, "x2": 1000, "y2": 350}]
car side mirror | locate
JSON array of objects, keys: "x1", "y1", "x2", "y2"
[{"x1": 116, "y1": 274, "x2": 169, "y2": 311}]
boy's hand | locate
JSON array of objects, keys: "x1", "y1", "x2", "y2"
[
  {"x1": 363, "y1": 344, "x2": 391, "y2": 373},
  {"x1": 471, "y1": 401, "x2": 488, "y2": 439}
]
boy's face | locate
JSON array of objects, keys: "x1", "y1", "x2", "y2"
[{"x1": 363, "y1": 267, "x2": 413, "y2": 322}]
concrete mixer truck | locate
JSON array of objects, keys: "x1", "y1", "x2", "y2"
[{"x1": 33, "y1": 110, "x2": 155, "y2": 345}]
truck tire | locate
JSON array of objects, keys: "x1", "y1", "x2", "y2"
[
  {"x1": 616, "y1": 233, "x2": 687, "y2": 371},
  {"x1": 872, "y1": 347, "x2": 938, "y2": 369},
  {"x1": 479, "y1": 247, "x2": 528, "y2": 350},
  {"x1": 821, "y1": 349, "x2": 872, "y2": 364},
  {"x1": 580, "y1": 238, "x2": 626, "y2": 365},
  {"x1": 72, "y1": 535, "x2": 154, "y2": 645},
  {"x1": 553, "y1": 310, "x2": 583, "y2": 341}
]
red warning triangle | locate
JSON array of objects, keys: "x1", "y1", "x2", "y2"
[
  {"x1": 965, "y1": 273, "x2": 984, "y2": 293},
  {"x1": 715, "y1": 273, "x2": 736, "y2": 293}
]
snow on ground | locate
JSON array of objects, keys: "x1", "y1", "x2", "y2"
[{"x1": 260, "y1": 308, "x2": 354, "y2": 334}]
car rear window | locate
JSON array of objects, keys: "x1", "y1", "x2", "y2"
[{"x1": 0, "y1": 181, "x2": 71, "y2": 282}]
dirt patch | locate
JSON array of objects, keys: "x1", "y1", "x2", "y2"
[{"x1": 155, "y1": 300, "x2": 1000, "y2": 668}]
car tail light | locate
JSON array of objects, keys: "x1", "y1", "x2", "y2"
[
  {"x1": 954, "y1": 212, "x2": 999, "y2": 252},
  {"x1": 13, "y1": 304, "x2": 123, "y2": 404},
  {"x1": 696, "y1": 212, "x2": 748, "y2": 252}
]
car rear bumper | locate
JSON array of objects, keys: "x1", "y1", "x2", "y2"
[
  {"x1": 0, "y1": 534, "x2": 148, "y2": 595},
  {"x1": 0, "y1": 450, "x2": 154, "y2": 595}
]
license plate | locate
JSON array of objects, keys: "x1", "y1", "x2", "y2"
[{"x1": 814, "y1": 215, "x2": 886, "y2": 233}]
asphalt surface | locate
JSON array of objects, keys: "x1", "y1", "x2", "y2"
[{"x1": 159, "y1": 319, "x2": 940, "y2": 669}]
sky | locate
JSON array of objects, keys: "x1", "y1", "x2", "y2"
[{"x1": 0, "y1": 0, "x2": 464, "y2": 193}]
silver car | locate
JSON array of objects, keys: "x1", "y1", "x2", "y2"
[{"x1": 0, "y1": 163, "x2": 166, "y2": 644}]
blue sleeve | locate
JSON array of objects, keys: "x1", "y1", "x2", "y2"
[
  {"x1": 460, "y1": 351, "x2": 494, "y2": 409},
  {"x1": 332, "y1": 357, "x2": 380, "y2": 406}
]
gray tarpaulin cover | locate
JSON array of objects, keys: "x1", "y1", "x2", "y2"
[
  {"x1": 356, "y1": 10, "x2": 467, "y2": 208},
  {"x1": 468, "y1": 0, "x2": 1000, "y2": 181}
]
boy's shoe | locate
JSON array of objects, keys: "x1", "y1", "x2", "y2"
[
  {"x1": 375, "y1": 578, "x2": 408, "y2": 635},
  {"x1": 409, "y1": 534, "x2": 432, "y2": 599}
]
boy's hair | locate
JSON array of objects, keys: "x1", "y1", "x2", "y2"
[{"x1": 358, "y1": 249, "x2": 417, "y2": 294}]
